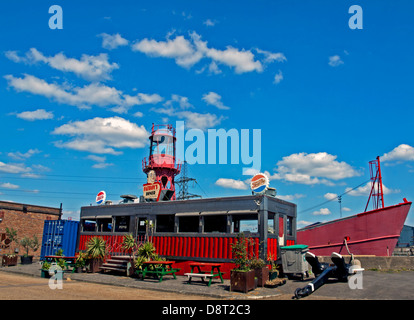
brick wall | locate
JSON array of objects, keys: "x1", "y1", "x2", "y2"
[{"x1": 0, "y1": 201, "x2": 60, "y2": 260}]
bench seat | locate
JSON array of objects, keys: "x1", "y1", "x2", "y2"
[
  {"x1": 184, "y1": 272, "x2": 225, "y2": 286},
  {"x1": 184, "y1": 272, "x2": 214, "y2": 278}
]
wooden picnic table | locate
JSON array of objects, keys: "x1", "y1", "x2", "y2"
[
  {"x1": 137, "y1": 261, "x2": 180, "y2": 282},
  {"x1": 185, "y1": 262, "x2": 224, "y2": 286}
]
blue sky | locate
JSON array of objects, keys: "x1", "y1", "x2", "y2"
[{"x1": 0, "y1": 1, "x2": 413, "y2": 227}]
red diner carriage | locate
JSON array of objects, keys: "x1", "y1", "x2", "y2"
[
  {"x1": 78, "y1": 194, "x2": 297, "y2": 278},
  {"x1": 78, "y1": 124, "x2": 297, "y2": 277}
]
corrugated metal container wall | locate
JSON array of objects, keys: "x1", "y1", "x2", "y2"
[{"x1": 40, "y1": 220, "x2": 80, "y2": 259}]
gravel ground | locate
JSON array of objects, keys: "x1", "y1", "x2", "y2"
[{"x1": 1, "y1": 262, "x2": 413, "y2": 300}]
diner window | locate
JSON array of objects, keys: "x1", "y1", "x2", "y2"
[
  {"x1": 114, "y1": 216, "x2": 130, "y2": 232},
  {"x1": 268, "y1": 213, "x2": 275, "y2": 234},
  {"x1": 156, "y1": 214, "x2": 175, "y2": 232},
  {"x1": 179, "y1": 216, "x2": 199, "y2": 233},
  {"x1": 82, "y1": 219, "x2": 96, "y2": 232},
  {"x1": 204, "y1": 215, "x2": 227, "y2": 233},
  {"x1": 287, "y1": 216, "x2": 294, "y2": 236},
  {"x1": 97, "y1": 218, "x2": 112, "y2": 232},
  {"x1": 232, "y1": 214, "x2": 258, "y2": 233}
]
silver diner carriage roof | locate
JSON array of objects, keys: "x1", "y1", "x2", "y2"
[{"x1": 80, "y1": 195, "x2": 296, "y2": 220}]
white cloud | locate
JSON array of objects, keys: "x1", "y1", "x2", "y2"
[
  {"x1": 5, "y1": 74, "x2": 162, "y2": 111},
  {"x1": 202, "y1": 92, "x2": 230, "y2": 110},
  {"x1": 86, "y1": 155, "x2": 114, "y2": 169},
  {"x1": 215, "y1": 178, "x2": 248, "y2": 190},
  {"x1": 153, "y1": 94, "x2": 224, "y2": 130},
  {"x1": 52, "y1": 116, "x2": 150, "y2": 155},
  {"x1": 92, "y1": 162, "x2": 114, "y2": 169},
  {"x1": 0, "y1": 182, "x2": 19, "y2": 189},
  {"x1": 86, "y1": 155, "x2": 106, "y2": 162},
  {"x1": 278, "y1": 193, "x2": 306, "y2": 201},
  {"x1": 208, "y1": 61, "x2": 222, "y2": 74},
  {"x1": 203, "y1": 19, "x2": 216, "y2": 27},
  {"x1": 99, "y1": 33, "x2": 129, "y2": 50},
  {"x1": 0, "y1": 162, "x2": 31, "y2": 174},
  {"x1": 313, "y1": 208, "x2": 331, "y2": 215},
  {"x1": 382, "y1": 144, "x2": 414, "y2": 162},
  {"x1": 345, "y1": 182, "x2": 399, "y2": 197},
  {"x1": 132, "y1": 32, "x2": 279, "y2": 74},
  {"x1": 32, "y1": 164, "x2": 51, "y2": 172},
  {"x1": 256, "y1": 49, "x2": 287, "y2": 64},
  {"x1": 192, "y1": 32, "x2": 262, "y2": 74},
  {"x1": 5, "y1": 51, "x2": 23, "y2": 63},
  {"x1": 8, "y1": 149, "x2": 40, "y2": 161},
  {"x1": 177, "y1": 111, "x2": 224, "y2": 130},
  {"x1": 5, "y1": 48, "x2": 119, "y2": 81},
  {"x1": 273, "y1": 70, "x2": 283, "y2": 84},
  {"x1": 133, "y1": 111, "x2": 144, "y2": 118},
  {"x1": 132, "y1": 34, "x2": 202, "y2": 68},
  {"x1": 324, "y1": 192, "x2": 338, "y2": 200},
  {"x1": 328, "y1": 55, "x2": 344, "y2": 67},
  {"x1": 163, "y1": 94, "x2": 194, "y2": 110},
  {"x1": 15, "y1": 109, "x2": 54, "y2": 121},
  {"x1": 272, "y1": 152, "x2": 360, "y2": 185}
]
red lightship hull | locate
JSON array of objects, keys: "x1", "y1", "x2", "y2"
[{"x1": 297, "y1": 200, "x2": 411, "y2": 256}]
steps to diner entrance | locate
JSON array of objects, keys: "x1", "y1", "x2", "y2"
[{"x1": 100, "y1": 255, "x2": 134, "y2": 276}]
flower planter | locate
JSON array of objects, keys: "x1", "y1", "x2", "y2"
[
  {"x1": 86, "y1": 258, "x2": 103, "y2": 273},
  {"x1": 269, "y1": 271, "x2": 278, "y2": 280},
  {"x1": 254, "y1": 266, "x2": 269, "y2": 287},
  {"x1": 40, "y1": 269, "x2": 52, "y2": 278},
  {"x1": 41, "y1": 268, "x2": 65, "y2": 279},
  {"x1": 75, "y1": 266, "x2": 84, "y2": 273},
  {"x1": 230, "y1": 270, "x2": 256, "y2": 293},
  {"x1": 20, "y1": 256, "x2": 33, "y2": 265},
  {"x1": 2, "y1": 255, "x2": 18, "y2": 267}
]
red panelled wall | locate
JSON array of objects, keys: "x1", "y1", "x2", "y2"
[{"x1": 79, "y1": 234, "x2": 295, "y2": 279}]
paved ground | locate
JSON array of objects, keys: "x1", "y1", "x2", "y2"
[
  {"x1": 0, "y1": 272, "x2": 213, "y2": 300},
  {"x1": 0, "y1": 262, "x2": 413, "y2": 300}
]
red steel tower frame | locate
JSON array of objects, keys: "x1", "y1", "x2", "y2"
[
  {"x1": 364, "y1": 156, "x2": 385, "y2": 212},
  {"x1": 142, "y1": 124, "x2": 181, "y2": 201}
]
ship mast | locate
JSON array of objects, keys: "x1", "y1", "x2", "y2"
[{"x1": 364, "y1": 156, "x2": 385, "y2": 212}]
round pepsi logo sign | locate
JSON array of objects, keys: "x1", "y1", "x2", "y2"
[
  {"x1": 250, "y1": 173, "x2": 269, "y2": 194},
  {"x1": 96, "y1": 191, "x2": 106, "y2": 205}
]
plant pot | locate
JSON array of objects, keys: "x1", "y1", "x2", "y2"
[
  {"x1": 254, "y1": 266, "x2": 269, "y2": 287},
  {"x1": 40, "y1": 269, "x2": 51, "y2": 278},
  {"x1": 75, "y1": 266, "x2": 84, "y2": 273},
  {"x1": 20, "y1": 256, "x2": 33, "y2": 265},
  {"x1": 86, "y1": 258, "x2": 103, "y2": 273},
  {"x1": 126, "y1": 260, "x2": 135, "y2": 277},
  {"x1": 230, "y1": 270, "x2": 256, "y2": 293},
  {"x1": 269, "y1": 270, "x2": 278, "y2": 280},
  {"x1": 2, "y1": 255, "x2": 18, "y2": 267}
]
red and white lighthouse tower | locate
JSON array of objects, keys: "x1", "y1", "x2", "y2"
[{"x1": 142, "y1": 124, "x2": 181, "y2": 201}]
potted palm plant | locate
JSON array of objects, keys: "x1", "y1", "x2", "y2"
[
  {"x1": 40, "y1": 261, "x2": 52, "y2": 278},
  {"x1": 86, "y1": 237, "x2": 107, "y2": 273},
  {"x1": 121, "y1": 234, "x2": 137, "y2": 258},
  {"x1": 20, "y1": 235, "x2": 39, "y2": 264},
  {"x1": 121, "y1": 234, "x2": 137, "y2": 276},
  {"x1": 134, "y1": 241, "x2": 164, "y2": 276},
  {"x1": 75, "y1": 251, "x2": 88, "y2": 273},
  {"x1": 229, "y1": 233, "x2": 256, "y2": 293}
]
